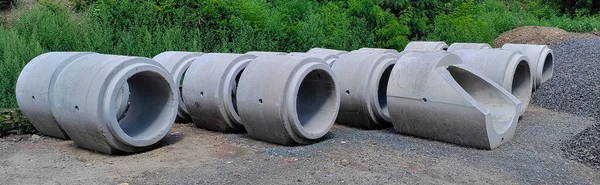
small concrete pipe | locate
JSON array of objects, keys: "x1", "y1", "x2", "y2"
[
  {"x1": 182, "y1": 53, "x2": 257, "y2": 132},
  {"x1": 237, "y1": 55, "x2": 340, "y2": 145},
  {"x1": 52, "y1": 54, "x2": 177, "y2": 154},
  {"x1": 447, "y1": 43, "x2": 492, "y2": 52},
  {"x1": 288, "y1": 52, "x2": 338, "y2": 66},
  {"x1": 404, "y1": 41, "x2": 449, "y2": 51},
  {"x1": 355, "y1": 48, "x2": 399, "y2": 55},
  {"x1": 16, "y1": 52, "x2": 94, "y2": 139},
  {"x1": 307, "y1": 48, "x2": 349, "y2": 56},
  {"x1": 245, "y1": 51, "x2": 287, "y2": 57},
  {"x1": 153, "y1": 51, "x2": 204, "y2": 122},
  {"x1": 453, "y1": 49, "x2": 533, "y2": 116},
  {"x1": 332, "y1": 52, "x2": 399, "y2": 129},
  {"x1": 501, "y1": 44, "x2": 554, "y2": 90},
  {"x1": 387, "y1": 51, "x2": 520, "y2": 150}
]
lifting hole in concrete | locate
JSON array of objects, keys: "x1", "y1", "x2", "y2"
[
  {"x1": 377, "y1": 64, "x2": 394, "y2": 117},
  {"x1": 512, "y1": 60, "x2": 532, "y2": 104},
  {"x1": 74, "y1": 106, "x2": 79, "y2": 111},
  {"x1": 422, "y1": 98, "x2": 427, "y2": 103},
  {"x1": 447, "y1": 66, "x2": 514, "y2": 135},
  {"x1": 200, "y1": 92, "x2": 204, "y2": 97},
  {"x1": 117, "y1": 71, "x2": 173, "y2": 140},
  {"x1": 31, "y1": 96, "x2": 35, "y2": 101},
  {"x1": 295, "y1": 70, "x2": 337, "y2": 133},
  {"x1": 541, "y1": 53, "x2": 554, "y2": 82},
  {"x1": 345, "y1": 90, "x2": 350, "y2": 95},
  {"x1": 258, "y1": 99, "x2": 263, "y2": 104}
]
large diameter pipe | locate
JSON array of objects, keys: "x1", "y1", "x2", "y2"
[
  {"x1": 404, "y1": 41, "x2": 449, "y2": 51},
  {"x1": 237, "y1": 55, "x2": 339, "y2": 145},
  {"x1": 182, "y1": 53, "x2": 256, "y2": 132},
  {"x1": 52, "y1": 54, "x2": 177, "y2": 154},
  {"x1": 501, "y1": 44, "x2": 554, "y2": 90}
]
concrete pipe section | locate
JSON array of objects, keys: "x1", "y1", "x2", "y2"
[
  {"x1": 387, "y1": 52, "x2": 520, "y2": 150},
  {"x1": 182, "y1": 53, "x2": 257, "y2": 132},
  {"x1": 288, "y1": 52, "x2": 338, "y2": 67},
  {"x1": 446, "y1": 43, "x2": 492, "y2": 52},
  {"x1": 52, "y1": 54, "x2": 177, "y2": 154},
  {"x1": 153, "y1": 51, "x2": 204, "y2": 122},
  {"x1": 245, "y1": 51, "x2": 287, "y2": 57},
  {"x1": 307, "y1": 48, "x2": 349, "y2": 56},
  {"x1": 453, "y1": 49, "x2": 533, "y2": 116},
  {"x1": 16, "y1": 52, "x2": 95, "y2": 139},
  {"x1": 237, "y1": 55, "x2": 340, "y2": 145},
  {"x1": 355, "y1": 48, "x2": 399, "y2": 55},
  {"x1": 501, "y1": 44, "x2": 554, "y2": 90},
  {"x1": 332, "y1": 52, "x2": 398, "y2": 129},
  {"x1": 404, "y1": 41, "x2": 449, "y2": 51}
]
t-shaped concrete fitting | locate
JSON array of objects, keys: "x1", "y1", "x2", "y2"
[
  {"x1": 16, "y1": 52, "x2": 94, "y2": 139},
  {"x1": 332, "y1": 52, "x2": 398, "y2": 129},
  {"x1": 182, "y1": 53, "x2": 257, "y2": 132},
  {"x1": 387, "y1": 51, "x2": 520, "y2": 150},
  {"x1": 153, "y1": 51, "x2": 204, "y2": 122},
  {"x1": 447, "y1": 43, "x2": 492, "y2": 52},
  {"x1": 453, "y1": 49, "x2": 533, "y2": 116},
  {"x1": 501, "y1": 44, "x2": 554, "y2": 90},
  {"x1": 52, "y1": 54, "x2": 177, "y2": 154},
  {"x1": 237, "y1": 55, "x2": 340, "y2": 145}
]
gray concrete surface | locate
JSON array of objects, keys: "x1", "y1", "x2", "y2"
[
  {"x1": 307, "y1": 48, "x2": 349, "y2": 56},
  {"x1": 447, "y1": 43, "x2": 492, "y2": 52},
  {"x1": 453, "y1": 49, "x2": 533, "y2": 115},
  {"x1": 15, "y1": 52, "x2": 94, "y2": 139},
  {"x1": 388, "y1": 52, "x2": 520, "y2": 149},
  {"x1": 404, "y1": 41, "x2": 449, "y2": 51},
  {"x1": 288, "y1": 52, "x2": 339, "y2": 66},
  {"x1": 52, "y1": 54, "x2": 178, "y2": 154},
  {"x1": 0, "y1": 106, "x2": 598, "y2": 184},
  {"x1": 153, "y1": 51, "x2": 205, "y2": 122},
  {"x1": 245, "y1": 51, "x2": 287, "y2": 57},
  {"x1": 237, "y1": 55, "x2": 339, "y2": 145},
  {"x1": 332, "y1": 52, "x2": 398, "y2": 129},
  {"x1": 502, "y1": 44, "x2": 554, "y2": 89},
  {"x1": 182, "y1": 53, "x2": 256, "y2": 132},
  {"x1": 355, "y1": 48, "x2": 400, "y2": 55}
]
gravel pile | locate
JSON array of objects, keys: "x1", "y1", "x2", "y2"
[{"x1": 531, "y1": 38, "x2": 600, "y2": 169}]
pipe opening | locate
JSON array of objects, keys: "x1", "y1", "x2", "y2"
[
  {"x1": 541, "y1": 52, "x2": 554, "y2": 83},
  {"x1": 296, "y1": 69, "x2": 337, "y2": 134},
  {"x1": 231, "y1": 69, "x2": 244, "y2": 114},
  {"x1": 512, "y1": 60, "x2": 532, "y2": 106},
  {"x1": 447, "y1": 66, "x2": 516, "y2": 134},
  {"x1": 117, "y1": 71, "x2": 174, "y2": 140},
  {"x1": 377, "y1": 64, "x2": 394, "y2": 117}
]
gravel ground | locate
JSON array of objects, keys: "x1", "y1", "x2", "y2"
[
  {"x1": 1, "y1": 106, "x2": 598, "y2": 184},
  {"x1": 531, "y1": 38, "x2": 600, "y2": 169}
]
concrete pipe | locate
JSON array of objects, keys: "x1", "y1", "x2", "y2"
[
  {"x1": 182, "y1": 53, "x2": 257, "y2": 132},
  {"x1": 404, "y1": 41, "x2": 449, "y2": 51},
  {"x1": 245, "y1": 51, "x2": 287, "y2": 57},
  {"x1": 453, "y1": 49, "x2": 532, "y2": 116},
  {"x1": 501, "y1": 44, "x2": 554, "y2": 90},
  {"x1": 355, "y1": 48, "x2": 399, "y2": 55},
  {"x1": 153, "y1": 51, "x2": 204, "y2": 122},
  {"x1": 288, "y1": 52, "x2": 338, "y2": 67},
  {"x1": 307, "y1": 48, "x2": 349, "y2": 56},
  {"x1": 237, "y1": 55, "x2": 339, "y2": 145},
  {"x1": 52, "y1": 54, "x2": 177, "y2": 154},
  {"x1": 447, "y1": 43, "x2": 492, "y2": 52},
  {"x1": 332, "y1": 52, "x2": 398, "y2": 129},
  {"x1": 16, "y1": 52, "x2": 94, "y2": 139},
  {"x1": 387, "y1": 52, "x2": 520, "y2": 150}
]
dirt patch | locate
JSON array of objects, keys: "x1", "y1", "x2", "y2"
[{"x1": 493, "y1": 26, "x2": 599, "y2": 47}]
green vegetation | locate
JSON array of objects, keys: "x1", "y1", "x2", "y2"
[{"x1": 1, "y1": 0, "x2": 600, "y2": 133}]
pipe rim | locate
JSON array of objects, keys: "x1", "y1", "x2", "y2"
[{"x1": 223, "y1": 58, "x2": 253, "y2": 127}]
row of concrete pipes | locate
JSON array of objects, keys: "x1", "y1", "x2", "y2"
[{"x1": 15, "y1": 41, "x2": 554, "y2": 154}]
